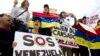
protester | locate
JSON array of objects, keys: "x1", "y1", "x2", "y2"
[
  {"x1": 95, "y1": 20, "x2": 100, "y2": 29},
  {"x1": 92, "y1": 20, "x2": 100, "y2": 56},
  {"x1": 0, "y1": 13, "x2": 15, "y2": 56},
  {"x1": 60, "y1": 11, "x2": 70, "y2": 26},
  {"x1": 43, "y1": 4, "x2": 49, "y2": 14},
  {"x1": 59, "y1": 11, "x2": 73, "y2": 56},
  {"x1": 80, "y1": 17, "x2": 89, "y2": 56},
  {"x1": 28, "y1": 17, "x2": 41, "y2": 34},
  {"x1": 59, "y1": 11, "x2": 79, "y2": 56},
  {"x1": 76, "y1": 16, "x2": 90, "y2": 56},
  {"x1": 60, "y1": 11, "x2": 77, "y2": 27},
  {"x1": 39, "y1": 4, "x2": 51, "y2": 36},
  {"x1": 11, "y1": 0, "x2": 30, "y2": 32}
]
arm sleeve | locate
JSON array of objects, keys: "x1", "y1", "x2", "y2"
[
  {"x1": 10, "y1": 7, "x2": 19, "y2": 18},
  {"x1": 0, "y1": 40, "x2": 12, "y2": 47}
]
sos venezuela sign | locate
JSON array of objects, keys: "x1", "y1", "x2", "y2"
[{"x1": 13, "y1": 32, "x2": 64, "y2": 56}]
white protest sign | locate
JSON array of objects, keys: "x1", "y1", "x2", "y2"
[
  {"x1": 13, "y1": 32, "x2": 63, "y2": 56},
  {"x1": 88, "y1": 14, "x2": 100, "y2": 27},
  {"x1": 52, "y1": 26, "x2": 79, "y2": 48}
]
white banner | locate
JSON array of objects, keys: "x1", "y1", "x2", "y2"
[
  {"x1": 88, "y1": 14, "x2": 100, "y2": 27},
  {"x1": 13, "y1": 32, "x2": 63, "y2": 56},
  {"x1": 52, "y1": 26, "x2": 79, "y2": 48}
]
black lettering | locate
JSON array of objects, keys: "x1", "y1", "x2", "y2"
[
  {"x1": 51, "y1": 50, "x2": 56, "y2": 56},
  {"x1": 61, "y1": 31, "x2": 66, "y2": 37},
  {"x1": 53, "y1": 50, "x2": 58, "y2": 56},
  {"x1": 46, "y1": 50, "x2": 51, "y2": 56},
  {"x1": 23, "y1": 35, "x2": 34, "y2": 46},
  {"x1": 53, "y1": 29, "x2": 58, "y2": 35},
  {"x1": 36, "y1": 50, "x2": 40, "y2": 56},
  {"x1": 47, "y1": 38, "x2": 55, "y2": 46},
  {"x1": 69, "y1": 28, "x2": 75, "y2": 34},
  {"x1": 15, "y1": 50, "x2": 22, "y2": 56},
  {"x1": 69, "y1": 34, "x2": 74, "y2": 39},
  {"x1": 29, "y1": 50, "x2": 36, "y2": 56},
  {"x1": 64, "y1": 32, "x2": 69, "y2": 37},
  {"x1": 65, "y1": 27, "x2": 68, "y2": 32},
  {"x1": 63, "y1": 31, "x2": 67, "y2": 37},
  {"x1": 66, "y1": 33, "x2": 70, "y2": 37},
  {"x1": 41, "y1": 50, "x2": 45, "y2": 56},
  {"x1": 58, "y1": 30, "x2": 61, "y2": 36},
  {"x1": 58, "y1": 30, "x2": 66, "y2": 37},
  {"x1": 59, "y1": 50, "x2": 63, "y2": 56},
  {"x1": 23, "y1": 50, "x2": 28, "y2": 56},
  {"x1": 61, "y1": 26, "x2": 65, "y2": 31}
]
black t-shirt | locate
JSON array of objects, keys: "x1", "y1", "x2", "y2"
[
  {"x1": 0, "y1": 28, "x2": 14, "y2": 56},
  {"x1": 0, "y1": 29, "x2": 14, "y2": 48}
]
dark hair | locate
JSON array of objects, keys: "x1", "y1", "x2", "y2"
[
  {"x1": 82, "y1": 16, "x2": 87, "y2": 19},
  {"x1": 44, "y1": 4, "x2": 49, "y2": 9},
  {"x1": 21, "y1": 0, "x2": 29, "y2": 9},
  {"x1": 97, "y1": 20, "x2": 100, "y2": 25},
  {"x1": 0, "y1": 14, "x2": 4, "y2": 17},
  {"x1": 33, "y1": 17, "x2": 41, "y2": 22},
  {"x1": 59, "y1": 11, "x2": 66, "y2": 18},
  {"x1": 43, "y1": 4, "x2": 49, "y2": 14}
]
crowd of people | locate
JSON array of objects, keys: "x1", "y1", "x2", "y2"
[{"x1": 0, "y1": 0, "x2": 100, "y2": 56}]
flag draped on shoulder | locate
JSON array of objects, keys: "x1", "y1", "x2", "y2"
[{"x1": 75, "y1": 23, "x2": 100, "y2": 49}]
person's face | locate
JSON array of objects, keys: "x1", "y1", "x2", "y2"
[
  {"x1": 82, "y1": 19, "x2": 88, "y2": 24},
  {"x1": 0, "y1": 14, "x2": 13, "y2": 26},
  {"x1": 97, "y1": 22, "x2": 100, "y2": 26},
  {"x1": 43, "y1": 7, "x2": 49, "y2": 13},
  {"x1": 61, "y1": 12, "x2": 68, "y2": 18},
  {"x1": 24, "y1": 1, "x2": 29, "y2": 9},
  {"x1": 33, "y1": 20, "x2": 41, "y2": 29}
]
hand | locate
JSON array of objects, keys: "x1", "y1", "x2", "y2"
[
  {"x1": 12, "y1": 41, "x2": 17, "y2": 48},
  {"x1": 14, "y1": 0, "x2": 18, "y2": 7},
  {"x1": 69, "y1": 13, "x2": 76, "y2": 18},
  {"x1": 72, "y1": 14, "x2": 76, "y2": 19}
]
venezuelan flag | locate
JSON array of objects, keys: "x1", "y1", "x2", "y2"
[
  {"x1": 74, "y1": 23, "x2": 100, "y2": 49},
  {"x1": 29, "y1": 12, "x2": 60, "y2": 28}
]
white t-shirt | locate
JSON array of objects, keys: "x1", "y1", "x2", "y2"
[{"x1": 11, "y1": 7, "x2": 30, "y2": 24}]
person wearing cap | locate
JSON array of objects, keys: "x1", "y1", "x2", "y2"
[
  {"x1": 0, "y1": 13, "x2": 16, "y2": 56},
  {"x1": 28, "y1": 17, "x2": 41, "y2": 34}
]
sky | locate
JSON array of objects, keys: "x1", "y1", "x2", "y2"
[{"x1": 0, "y1": 0, "x2": 100, "y2": 19}]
